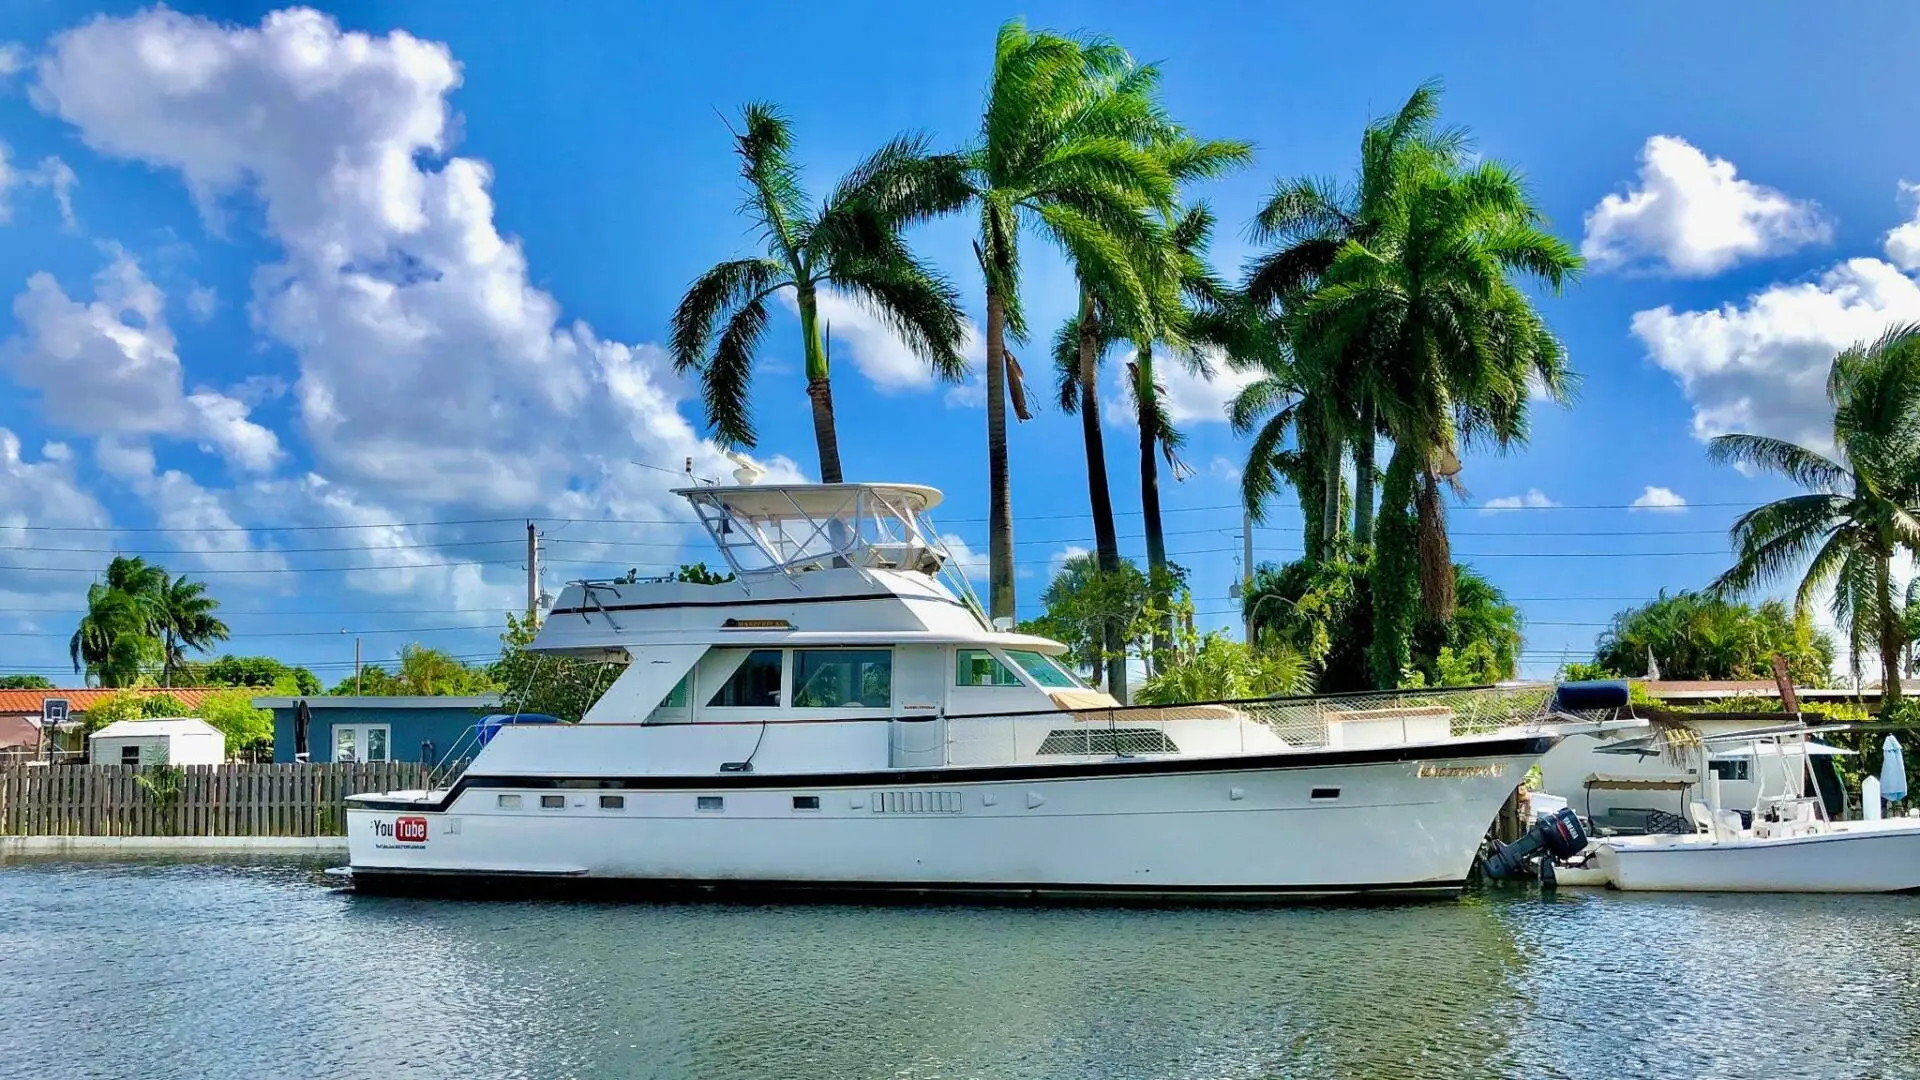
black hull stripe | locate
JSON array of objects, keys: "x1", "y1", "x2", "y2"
[
  {"x1": 342, "y1": 870, "x2": 1465, "y2": 905},
  {"x1": 346, "y1": 734, "x2": 1558, "y2": 811}
]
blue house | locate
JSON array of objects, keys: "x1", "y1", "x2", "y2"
[{"x1": 255, "y1": 695, "x2": 502, "y2": 764}]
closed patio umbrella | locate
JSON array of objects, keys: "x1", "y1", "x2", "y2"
[
  {"x1": 1882, "y1": 735, "x2": 1908, "y2": 803},
  {"x1": 294, "y1": 699, "x2": 312, "y2": 760}
]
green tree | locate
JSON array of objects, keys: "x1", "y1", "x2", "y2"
[
  {"x1": 0, "y1": 675, "x2": 55, "y2": 690},
  {"x1": 1137, "y1": 626, "x2": 1312, "y2": 705},
  {"x1": 491, "y1": 612, "x2": 616, "y2": 722},
  {"x1": 81, "y1": 689, "x2": 190, "y2": 734},
  {"x1": 670, "y1": 104, "x2": 970, "y2": 483},
  {"x1": 1017, "y1": 553, "x2": 1151, "y2": 689},
  {"x1": 1287, "y1": 84, "x2": 1578, "y2": 684},
  {"x1": 69, "y1": 555, "x2": 167, "y2": 687},
  {"x1": 963, "y1": 20, "x2": 1187, "y2": 621},
  {"x1": 675, "y1": 562, "x2": 735, "y2": 585},
  {"x1": 1243, "y1": 553, "x2": 1374, "y2": 693},
  {"x1": 190, "y1": 655, "x2": 322, "y2": 696},
  {"x1": 194, "y1": 688, "x2": 273, "y2": 759},
  {"x1": 325, "y1": 645, "x2": 496, "y2": 697},
  {"x1": 1709, "y1": 325, "x2": 1920, "y2": 704},
  {"x1": 1590, "y1": 589, "x2": 1836, "y2": 685},
  {"x1": 156, "y1": 571, "x2": 229, "y2": 687}
]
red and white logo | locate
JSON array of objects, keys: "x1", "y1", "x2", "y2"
[{"x1": 395, "y1": 816, "x2": 429, "y2": 843}]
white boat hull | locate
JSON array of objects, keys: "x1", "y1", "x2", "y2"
[
  {"x1": 1593, "y1": 819, "x2": 1920, "y2": 893},
  {"x1": 345, "y1": 736, "x2": 1555, "y2": 901}
]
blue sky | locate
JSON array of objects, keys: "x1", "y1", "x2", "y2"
[{"x1": 3, "y1": 1, "x2": 1920, "y2": 684}]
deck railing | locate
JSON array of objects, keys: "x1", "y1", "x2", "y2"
[{"x1": 941, "y1": 684, "x2": 1561, "y2": 767}]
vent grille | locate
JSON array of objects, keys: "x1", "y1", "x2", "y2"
[{"x1": 870, "y1": 790, "x2": 963, "y2": 814}]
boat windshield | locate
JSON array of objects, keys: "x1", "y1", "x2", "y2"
[
  {"x1": 1006, "y1": 649, "x2": 1082, "y2": 689},
  {"x1": 679, "y1": 484, "x2": 948, "y2": 576}
]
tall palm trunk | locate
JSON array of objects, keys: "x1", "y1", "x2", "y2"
[
  {"x1": 1415, "y1": 467, "x2": 1455, "y2": 621},
  {"x1": 1879, "y1": 548, "x2": 1903, "y2": 707},
  {"x1": 796, "y1": 287, "x2": 844, "y2": 484},
  {"x1": 985, "y1": 288, "x2": 1016, "y2": 622},
  {"x1": 163, "y1": 629, "x2": 175, "y2": 688},
  {"x1": 1369, "y1": 444, "x2": 1419, "y2": 688},
  {"x1": 1321, "y1": 434, "x2": 1343, "y2": 550},
  {"x1": 1352, "y1": 391, "x2": 1376, "y2": 546},
  {"x1": 1136, "y1": 346, "x2": 1171, "y2": 673},
  {"x1": 1075, "y1": 289, "x2": 1127, "y2": 702}
]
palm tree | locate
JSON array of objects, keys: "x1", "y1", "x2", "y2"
[
  {"x1": 1298, "y1": 104, "x2": 1578, "y2": 686},
  {"x1": 69, "y1": 555, "x2": 166, "y2": 687},
  {"x1": 671, "y1": 104, "x2": 971, "y2": 482},
  {"x1": 1709, "y1": 324, "x2": 1920, "y2": 705},
  {"x1": 1239, "y1": 81, "x2": 1462, "y2": 550},
  {"x1": 156, "y1": 572, "x2": 229, "y2": 687},
  {"x1": 966, "y1": 20, "x2": 1180, "y2": 622}
]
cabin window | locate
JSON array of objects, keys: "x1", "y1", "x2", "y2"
[
  {"x1": 1005, "y1": 650, "x2": 1081, "y2": 689},
  {"x1": 599, "y1": 795, "x2": 625, "y2": 810},
  {"x1": 1709, "y1": 759, "x2": 1751, "y2": 781},
  {"x1": 956, "y1": 649, "x2": 1021, "y2": 687},
  {"x1": 697, "y1": 796, "x2": 725, "y2": 813},
  {"x1": 497, "y1": 794, "x2": 523, "y2": 809},
  {"x1": 661, "y1": 674, "x2": 690, "y2": 709},
  {"x1": 540, "y1": 794, "x2": 566, "y2": 809},
  {"x1": 706, "y1": 650, "x2": 783, "y2": 708},
  {"x1": 792, "y1": 650, "x2": 892, "y2": 708},
  {"x1": 1036, "y1": 728, "x2": 1179, "y2": 755},
  {"x1": 792, "y1": 795, "x2": 820, "y2": 811}
]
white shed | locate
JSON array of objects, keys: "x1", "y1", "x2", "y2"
[{"x1": 89, "y1": 718, "x2": 226, "y2": 767}]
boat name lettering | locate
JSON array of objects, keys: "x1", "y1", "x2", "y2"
[{"x1": 1416, "y1": 763, "x2": 1506, "y2": 780}]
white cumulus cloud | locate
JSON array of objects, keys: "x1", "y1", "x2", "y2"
[
  {"x1": 1632, "y1": 257, "x2": 1920, "y2": 451},
  {"x1": 1102, "y1": 347, "x2": 1261, "y2": 428},
  {"x1": 1582, "y1": 135, "x2": 1830, "y2": 276},
  {"x1": 1480, "y1": 489, "x2": 1556, "y2": 512},
  {"x1": 1630, "y1": 485, "x2": 1687, "y2": 512},
  {"x1": 3, "y1": 249, "x2": 281, "y2": 471}
]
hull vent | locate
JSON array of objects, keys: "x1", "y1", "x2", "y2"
[{"x1": 871, "y1": 789, "x2": 963, "y2": 815}]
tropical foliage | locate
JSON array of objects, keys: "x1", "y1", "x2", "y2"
[
  {"x1": 69, "y1": 557, "x2": 229, "y2": 688},
  {"x1": 671, "y1": 103, "x2": 970, "y2": 483},
  {"x1": 491, "y1": 612, "x2": 619, "y2": 722},
  {"x1": 1233, "y1": 81, "x2": 1577, "y2": 688},
  {"x1": 325, "y1": 645, "x2": 499, "y2": 697},
  {"x1": 0, "y1": 675, "x2": 55, "y2": 690},
  {"x1": 180, "y1": 655, "x2": 323, "y2": 696},
  {"x1": 195, "y1": 689, "x2": 276, "y2": 759},
  {"x1": 1577, "y1": 590, "x2": 1836, "y2": 685},
  {"x1": 1709, "y1": 325, "x2": 1920, "y2": 703},
  {"x1": 1136, "y1": 630, "x2": 1311, "y2": 705}
]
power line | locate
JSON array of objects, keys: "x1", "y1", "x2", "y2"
[{"x1": 5, "y1": 517, "x2": 529, "y2": 534}]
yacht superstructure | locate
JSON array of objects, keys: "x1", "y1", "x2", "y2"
[{"x1": 343, "y1": 481, "x2": 1579, "y2": 901}]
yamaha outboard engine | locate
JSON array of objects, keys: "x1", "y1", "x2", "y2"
[{"x1": 1485, "y1": 807, "x2": 1588, "y2": 883}]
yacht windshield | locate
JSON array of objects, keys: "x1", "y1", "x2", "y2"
[{"x1": 1006, "y1": 650, "x2": 1082, "y2": 689}]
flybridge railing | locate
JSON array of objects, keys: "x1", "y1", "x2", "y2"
[{"x1": 938, "y1": 684, "x2": 1562, "y2": 768}]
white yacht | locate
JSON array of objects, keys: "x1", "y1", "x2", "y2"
[{"x1": 343, "y1": 481, "x2": 1583, "y2": 902}]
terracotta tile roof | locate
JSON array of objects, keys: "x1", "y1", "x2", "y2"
[{"x1": 0, "y1": 688, "x2": 221, "y2": 715}]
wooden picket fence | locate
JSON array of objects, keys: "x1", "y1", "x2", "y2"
[{"x1": 0, "y1": 762, "x2": 430, "y2": 837}]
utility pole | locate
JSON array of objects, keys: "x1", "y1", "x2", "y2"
[
  {"x1": 1242, "y1": 510, "x2": 1254, "y2": 643},
  {"x1": 526, "y1": 520, "x2": 541, "y2": 625}
]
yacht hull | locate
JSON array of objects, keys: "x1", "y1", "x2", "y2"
[
  {"x1": 1592, "y1": 819, "x2": 1920, "y2": 893},
  {"x1": 344, "y1": 735, "x2": 1554, "y2": 902}
]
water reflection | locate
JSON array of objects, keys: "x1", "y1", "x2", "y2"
[{"x1": 0, "y1": 862, "x2": 1915, "y2": 1079}]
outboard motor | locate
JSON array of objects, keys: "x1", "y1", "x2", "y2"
[{"x1": 1485, "y1": 807, "x2": 1588, "y2": 883}]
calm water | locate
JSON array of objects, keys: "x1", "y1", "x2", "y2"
[{"x1": 1, "y1": 861, "x2": 1918, "y2": 1080}]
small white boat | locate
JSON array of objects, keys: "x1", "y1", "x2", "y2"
[
  {"x1": 339, "y1": 480, "x2": 1602, "y2": 902},
  {"x1": 1585, "y1": 725, "x2": 1920, "y2": 893}
]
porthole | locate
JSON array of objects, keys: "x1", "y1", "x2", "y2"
[
  {"x1": 600, "y1": 795, "x2": 625, "y2": 811},
  {"x1": 792, "y1": 795, "x2": 820, "y2": 811},
  {"x1": 540, "y1": 794, "x2": 566, "y2": 809},
  {"x1": 696, "y1": 795, "x2": 725, "y2": 813},
  {"x1": 1310, "y1": 787, "x2": 1341, "y2": 801},
  {"x1": 497, "y1": 793, "x2": 522, "y2": 809}
]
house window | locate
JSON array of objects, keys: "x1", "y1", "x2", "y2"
[
  {"x1": 1709, "y1": 759, "x2": 1751, "y2": 781},
  {"x1": 120, "y1": 745, "x2": 141, "y2": 766},
  {"x1": 1005, "y1": 650, "x2": 1081, "y2": 689},
  {"x1": 792, "y1": 650, "x2": 892, "y2": 708},
  {"x1": 956, "y1": 649, "x2": 1021, "y2": 687},
  {"x1": 333, "y1": 724, "x2": 392, "y2": 763},
  {"x1": 706, "y1": 650, "x2": 783, "y2": 708}
]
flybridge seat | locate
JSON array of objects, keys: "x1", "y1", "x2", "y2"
[{"x1": 677, "y1": 483, "x2": 951, "y2": 578}]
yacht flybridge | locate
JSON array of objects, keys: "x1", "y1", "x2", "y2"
[{"x1": 344, "y1": 481, "x2": 1593, "y2": 902}]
